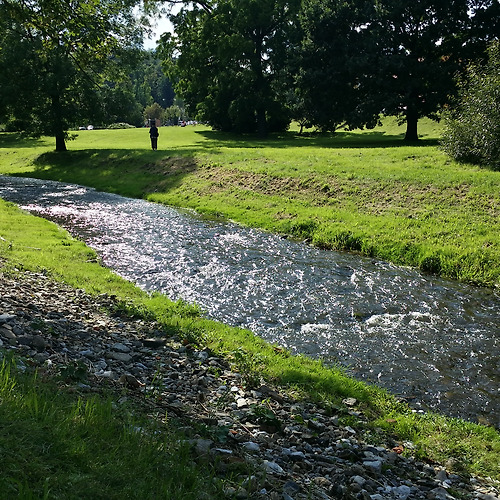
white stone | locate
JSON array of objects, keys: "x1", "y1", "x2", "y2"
[{"x1": 236, "y1": 397, "x2": 248, "y2": 408}]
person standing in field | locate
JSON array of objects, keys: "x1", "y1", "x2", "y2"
[{"x1": 149, "y1": 121, "x2": 159, "y2": 150}]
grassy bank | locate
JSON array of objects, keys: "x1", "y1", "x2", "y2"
[
  {"x1": 0, "y1": 119, "x2": 499, "y2": 287},
  {"x1": 0, "y1": 179, "x2": 499, "y2": 487},
  {"x1": 0, "y1": 355, "x2": 223, "y2": 499}
]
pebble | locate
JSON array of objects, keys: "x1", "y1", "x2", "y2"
[
  {"x1": 263, "y1": 460, "x2": 284, "y2": 474},
  {"x1": 1, "y1": 268, "x2": 499, "y2": 500},
  {"x1": 242, "y1": 441, "x2": 260, "y2": 452}
]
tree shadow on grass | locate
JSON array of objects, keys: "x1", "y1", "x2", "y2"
[
  {"x1": 12, "y1": 128, "x2": 440, "y2": 198},
  {"x1": 25, "y1": 148, "x2": 203, "y2": 198},
  {"x1": 194, "y1": 129, "x2": 440, "y2": 150},
  {"x1": 0, "y1": 132, "x2": 50, "y2": 149}
]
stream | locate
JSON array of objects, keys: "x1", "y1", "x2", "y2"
[{"x1": 0, "y1": 175, "x2": 498, "y2": 427}]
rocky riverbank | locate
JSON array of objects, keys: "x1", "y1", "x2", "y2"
[{"x1": 0, "y1": 267, "x2": 498, "y2": 500}]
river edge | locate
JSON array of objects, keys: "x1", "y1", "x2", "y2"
[
  {"x1": 1, "y1": 267, "x2": 500, "y2": 499},
  {"x1": 1, "y1": 174, "x2": 498, "y2": 427}
]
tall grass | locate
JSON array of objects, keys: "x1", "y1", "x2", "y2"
[{"x1": 0, "y1": 356, "x2": 222, "y2": 499}]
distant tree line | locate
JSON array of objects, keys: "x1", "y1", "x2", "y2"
[{"x1": 159, "y1": 0, "x2": 499, "y2": 141}]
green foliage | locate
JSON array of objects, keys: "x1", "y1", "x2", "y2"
[
  {"x1": 230, "y1": 347, "x2": 264, "y2": 388},
  {"x1": 331, "y1": 230, "x2": 363, "y2": 252},
  {"x1": 159, "y1": 0, "x2": 300, "y2": 136},
  {"x1": 107, "y1": 123, "x2": 136, "y2": 129},
  {"x1": 144, "y1": 102, "x2": 164, "y2": 122},
  {"x1": 164, "y1": 104, "x2": 188, "y2": 125},
  {"x1": 178, "y1": 324, "x2": 208, "y2": 349},
  {"x1": 246, "y1": 401, "x2": 282, "y2": 431},
  {"x1": 0, "y1": 0, "x2": 143, "y2": 150},
  {"x1": 441, "y1": 40, "x2": 500, "y2": 170},
  {"x1": 295, "y1": 0, "x2": 380, "y2": 132},
  {"x1": 284, "y1": 219, "x2": 318, "y2": 240},
  {"x1": 59, "y1": 361, "x2": 88, "y2": 383},
  {"x1": 130, "y1": 51, "x2": 175, "y2": 110},
  {"x1": 296, "y1": 0, "x2": 499, "y2": 139}
]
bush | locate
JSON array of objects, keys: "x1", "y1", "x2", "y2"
[
  {"x1": 441, "y1": 40, "x2": 500, "y2": 170},
  {"x1": 107, "y1": 122, "x2": 136, "y2": 129}
]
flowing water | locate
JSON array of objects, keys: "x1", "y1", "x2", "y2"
[{"x1": 1, "y1": 175, "x2": 499, "y2": 426}]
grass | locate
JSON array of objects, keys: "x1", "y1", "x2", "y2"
[
  {"x1": 0, "y1": 121, "x2": 499, "y2": 492},
  {"x1": 0, "y1": 355, "x2": 223, "y2": 499},
  {"x1": 0, "y1": 118, "x2": 498, "y2": 287}
]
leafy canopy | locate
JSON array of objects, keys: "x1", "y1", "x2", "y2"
[
  {"x1": 0, "y1": 0, "x2": 144, "y2": 150},
  {"x1": 295, "y1": 0, "x2": 499, "y2": 139},
  {"x1": 158, "y1": 0, "x2": 301, "y2": 136}
]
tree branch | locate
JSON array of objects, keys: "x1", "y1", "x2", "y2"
[{"x1": 162, "y1": 0, "x2": 213, "y2": 14}]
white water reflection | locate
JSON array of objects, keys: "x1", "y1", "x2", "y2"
[{"x1": 0, "y1": 175, "x2": 498, "y2": 427}]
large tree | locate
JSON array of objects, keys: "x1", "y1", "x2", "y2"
[
  {"x1": 294, "y1": 0, "x2": 379, "y2": 133},
  {"x1": 366, "y1": 0, "x2": 499, "y2": 140},
  {"x1": 0, "y1": 0, "x2": 143, "y2": 150},
  {"x1": 158, "y1": 0, "x2": 301, "y2": 136},
  {"x1": 296, "y1": 0, "x2": 499, "y2": 139}
]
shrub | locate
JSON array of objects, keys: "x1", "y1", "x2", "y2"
[
  {"x1": 107, "y1": 122, "x2": 136, "y2": 129},
  {"x1": 441, "y1": 40, "x2": 500, "y2": 170}
]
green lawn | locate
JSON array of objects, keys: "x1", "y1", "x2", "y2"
[{"x1": 1, "y1": 119, "x2": 498, "y2": 286}]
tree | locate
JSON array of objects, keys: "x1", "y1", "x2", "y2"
[
  {"x1": 144, "y1": 102, "x2": 165, "y2": 123},
  {"x1": 130, "y1": 51, "x2": 175, "y2": 109},
  {"x1": 0, "y1": 0, "x2": 143, "y2": 151},
  {"x1": 441, "y1": 40, "x2": 500, "y2": 170},
  {"x1": 295, "y1": 0, "x2": 499, "y2": 139},
  {"x1": 294, "y1": 0, "x2": 380, "y2": 133},
  {"x1": 365, "y1": 0, "x2": 499, "y2": 141},
  {"x1": 158, "y1": 0, "x2": 301, "y2": 136}
]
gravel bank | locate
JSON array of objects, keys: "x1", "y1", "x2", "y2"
[{"x1": 0, "y1": 267, "x2": 498, "y2": 500}]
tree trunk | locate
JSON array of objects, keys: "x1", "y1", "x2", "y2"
[
  {"x1": 256, "y1": 107, "x2": 267, "y2": 138},
  {"x1": 55, "y1": 131, "x2": 67, "y2": 152},
  {"x1": 51, "y1": 89, "x2": 67, "y2": 151},
  {"x1": 253, "y1": 33, "x2": 267, "y2": 139},
  {"x1": 404, "y1": 109, "x2": 419, "y2": 141}
]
